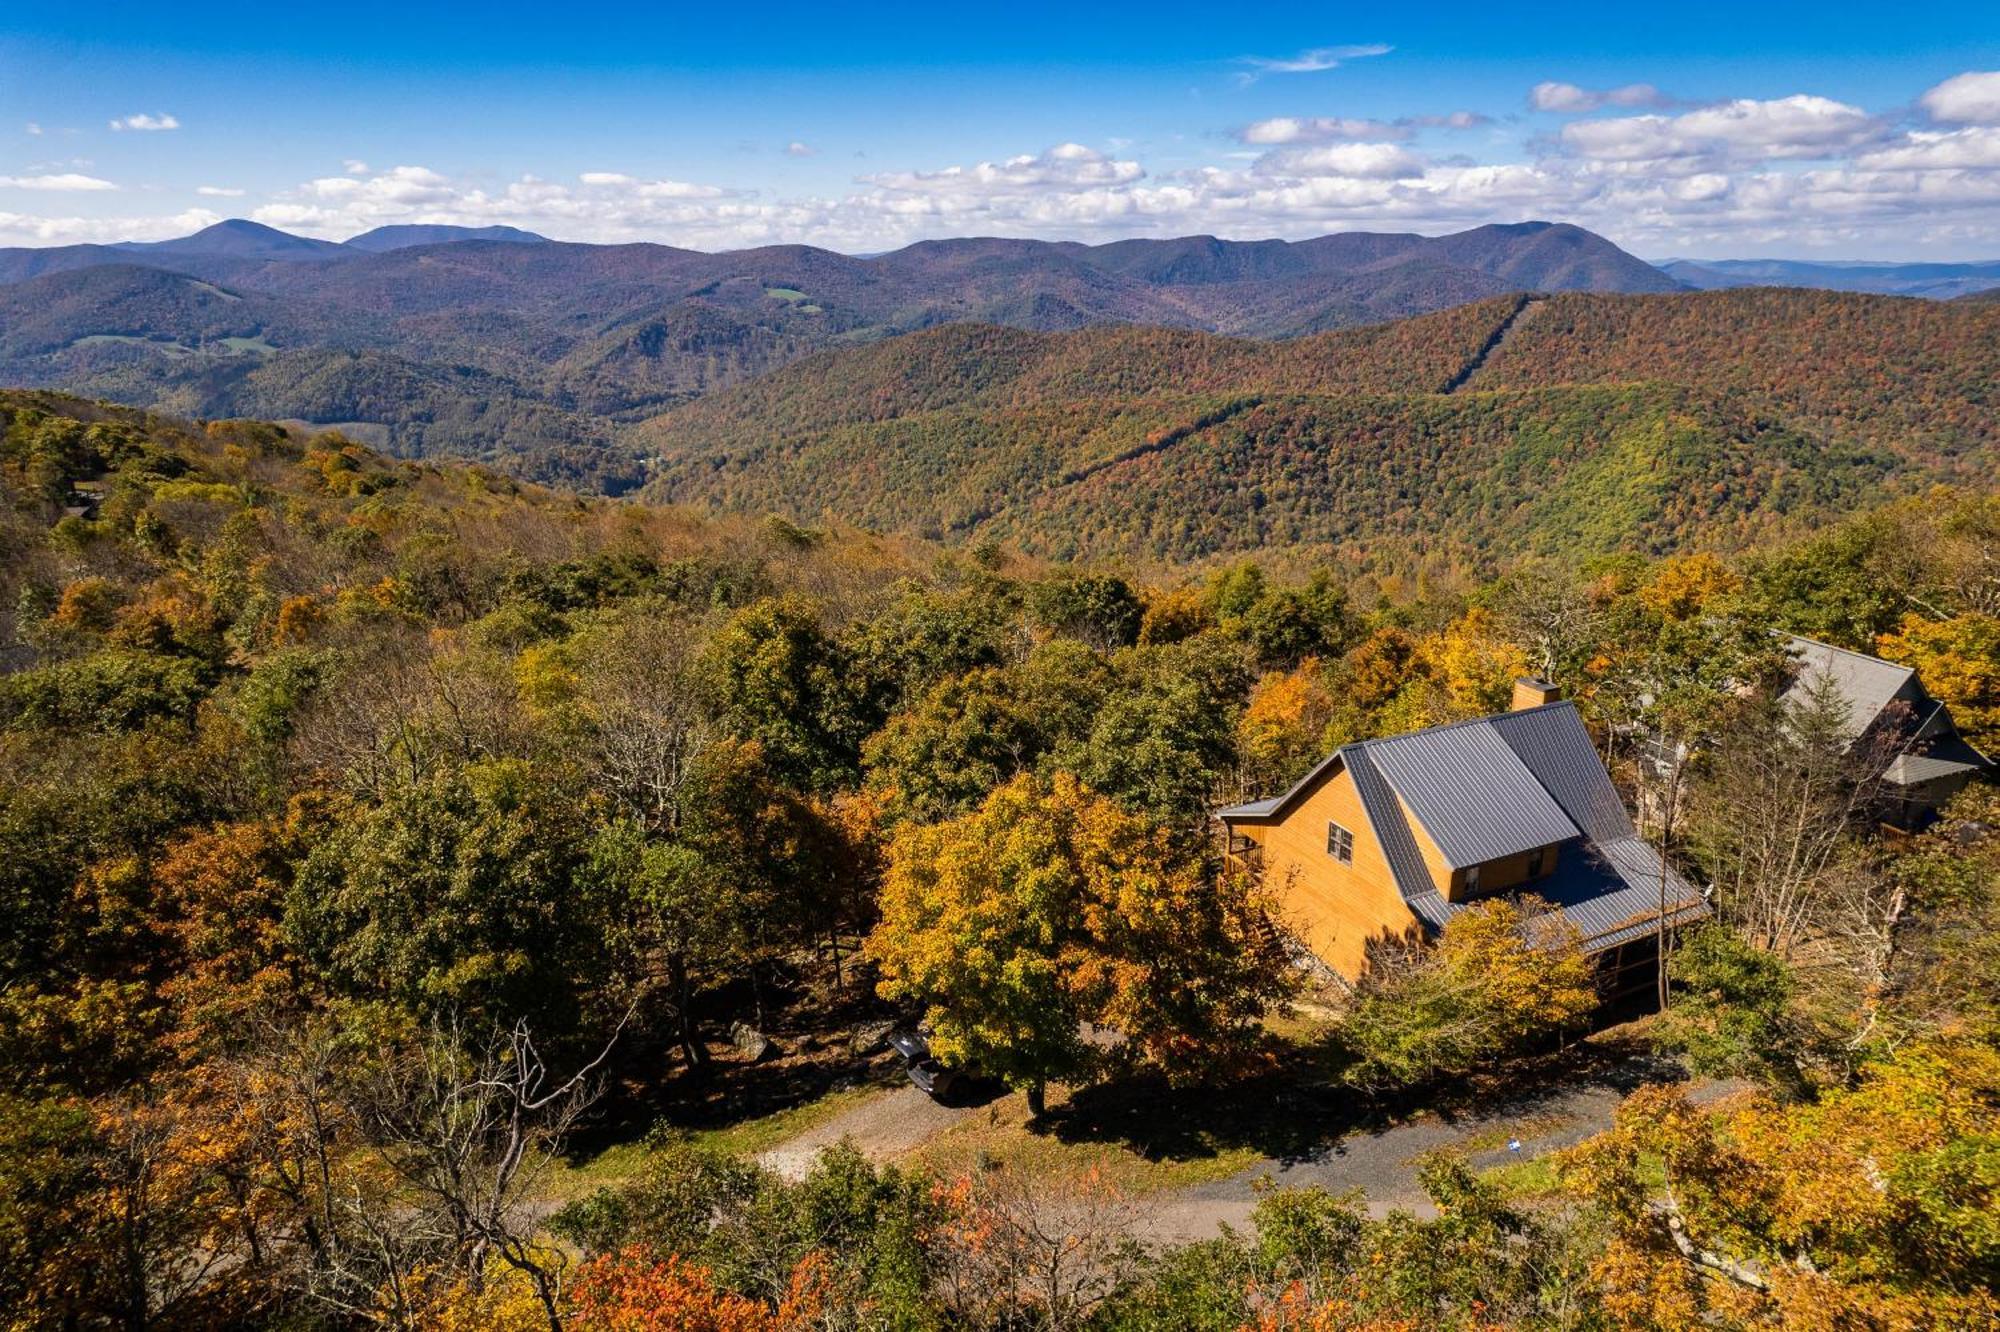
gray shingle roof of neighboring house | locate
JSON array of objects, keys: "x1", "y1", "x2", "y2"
[
  {"x1": 1884, "y1": 748, "x2": 1989, "y2": 786},
  {"x1": 1779, "y1": 634, "x2": 1915, "y2": 738},
  {"x1": 1216, "y1": 701, "x2": 1707, "y2": 954},
  {"x1": 1775, "y1": 634, "x2": 1992, "y2": 785}
]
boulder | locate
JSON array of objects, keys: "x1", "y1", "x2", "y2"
[
  {"x1": 729, "y1": 1021, "x2": 777, "y2": 1062},
  {"x1": 850, "y1": 1019, "x2": 896, "y2": 1057}
]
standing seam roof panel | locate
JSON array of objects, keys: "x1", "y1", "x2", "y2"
[
  {"x1": 1365, "y1": 722, "x2": 1579, "y2": 868},
  {"x1": 1343, "y1": 748, "x2": 1437, "y2": 905},
  {"x1": 1489, "y1": 704, "x2": 1636, "y2": 843}
]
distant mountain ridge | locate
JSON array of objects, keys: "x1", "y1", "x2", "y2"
[
  {"x1": 0, "y1": 219, "x2": 1683, "y2": 485},
  {"x1": 1662, "y1": 256, "x2": 2000, "y2": 300},
  {"x1": 344, "y1": 224, "x2": 550, "y2": 252}
]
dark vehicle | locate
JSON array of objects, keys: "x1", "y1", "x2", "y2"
[{"x1": 888, "y1": 1028, "x2": 959, "y2": 1099}]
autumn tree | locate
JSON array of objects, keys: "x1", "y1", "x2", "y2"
[
  {"x1": 1338, "y1": 898, "x2": 1596, "y2": 1092},
  {"x1": 869, "y1": 772, "x2": 1288, "y2": 1114},
  {"x1": 1876, "y1": 610, "x2": 2000, "y2": 749},
  {"x1": 1564, "y1": 1036, "x2": 2000, "y2": 1327}
]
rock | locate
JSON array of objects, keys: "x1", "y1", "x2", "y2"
[
  {"x1": 730, "y1": 1021, "x2": 777, "y2": 1062},
  {"x1": 850, "y1": 1019, "x2": 896, "y2": 1056}
]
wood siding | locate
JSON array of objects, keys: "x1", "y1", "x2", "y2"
[{"x1": 1231, "y1": 764, "x2": 1419, "y2": 979}]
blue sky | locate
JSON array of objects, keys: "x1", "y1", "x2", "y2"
[{"x1": 6, "y1": 2, "x2": 2000, "y2": 257}]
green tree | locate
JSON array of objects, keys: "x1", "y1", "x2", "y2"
[
  {"x1": 286, "y1": 760, "x2": 627, "y2": 1042},
  {"x1": 702, "y1": 597, "x2": 867, "y2": 791},
  {"x1": 1338, "y1": 898, "x2": 1596, "y2": 1092}
]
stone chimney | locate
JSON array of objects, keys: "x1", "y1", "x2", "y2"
[{"x1": 1512, "y1": 677, "x2": 1563, "y2": 711}]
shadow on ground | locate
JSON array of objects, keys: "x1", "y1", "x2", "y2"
[{"x1": 1040, "y1": 1031, "x2": 1678, "y2": 1170}]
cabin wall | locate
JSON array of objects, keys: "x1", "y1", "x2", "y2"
[{"x1": 1234, "y1": 768, "x2": 1419, "y2": 979}]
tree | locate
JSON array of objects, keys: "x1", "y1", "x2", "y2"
[
  {"x1": 701, "y1": 596, "x2": 866, "y2": 792},
  {"x1": 1875, "y1": 611, "x2": 2000, "y2": 749},
  {"x1": 868, "y1": 773, "x2": 1286, "y2": 1114},
  {"x1": 1028, "y1": 574, "x2": 1143, "y2": 651},
  {"x1": 286, "y1": 760, "x2": 628, "y2": 1043},
  {"x1": 569, "y1": 1249, "x2": 824, "y2": 1332},
  {"x1": 1654, "y1": 924, "x2": 1803, "y2": 1086},
  {"x1": 1564, "y1": 1036, "x2": 2000, "y2": 1327},
  {"x1": 1338, "y1": 898, "x2": 1595, "y2": 1092},
  {"x1": 1686, "y1": 681, "x2": 1894, "y2": 960}
]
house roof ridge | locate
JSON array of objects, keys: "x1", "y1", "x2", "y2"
[
  {"x1": 1782, "y1": 631, "x2": 1914, "y2": 677},
  {"x1": 1216, "y1": 699, "x2": 1586, "y2": 826},
  {"x1": 1340, "y1": 698, "x2": 1578, "y2": 755}
]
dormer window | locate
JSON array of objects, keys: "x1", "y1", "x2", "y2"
[
  {"x1": 1326, "y1": 822, "x2": 1354, "y2": 864},
  {"x1": 1527, "y1": 846, "x2": 1546, "y2": 878},
  {"x1": 1464, "y1": 864, "x2": 1483, "y2": 893}
]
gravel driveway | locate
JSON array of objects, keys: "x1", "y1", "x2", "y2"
[
  {"x1": 758, "y1": 1084, "x2": 974, "y2": 1180},
  {"x1": 756, "y1": 1056, "x2": 1746, "y2": 1237}
]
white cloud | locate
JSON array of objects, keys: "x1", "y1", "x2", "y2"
[
  {"x1": 1921, "y1": 71, "x2": 2000, "y2": 125},
  {"x1": 25, "y1": 122, "x2": 43, "y2": 136},
  {"x1": 1407, "y1": 111, "x2": 1492, "y2": 130},
  {"x1": 1531, "y1": 82, "x2": 1672, "y2": 113},
  {"x1": 1235, "y1": 44, "x2": 1390, "y2": 82},
  {"x1": 864, "y1": 143, "x2": 1144, "y2": 194},
  {"x1": 786, "y1": 141, "x2": 818, "y2": 157},
  {"x1": 108, "y1": 113, "x2": 180, "y2": 132},
  {"x1": 1238, "y1": 116, "x2": 1408, "y2": 145},
  {"x1": 578, "y1": 171, "x2": 726, "y2": 198},
  {"x1": 196, "y1": 185, "x2": 246, "y2": 197},
  {"x1": 0, "y1": 173, "x2": 118, "y2": 191},
  {"x1": 11, "y1": 70, "x2": 2000, "y2": 259},
  {"x1": 342, "y1": 159, "x2": 370, "y2": 175},
  {"x1": 1561, "y1": 95, "x2": 1877, "y2": 165},
  {"x1": 1856, "y1": 126, "x2": 2000, "y2": 171},
  {"x1": 0, "y1": 207, "x2": 220, "y2": 247},
  {"x1": 1258, "y1": 142, "x2": 1425, "y2": 180}
]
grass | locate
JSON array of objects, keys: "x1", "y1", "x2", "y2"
[
  {"x1": 690, "y1": 1082, "x2": 882, "y2": 1158},
  {"x1": 1478, "y1": 1154, "x2": 1565, "y2": 1200},
  {"x1": 538, "y1": 1082, "x2": 884, "y2": 1203},
  {"x1": 71, "y1": 334, "x2": 193, "y2": 358},
  {"x1": 764, "y1": 287, "x2": 809, "y2": 302}
]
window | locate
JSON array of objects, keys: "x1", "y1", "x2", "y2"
[
  {"x1": 1464, "y1": 864, "x2": 1483, "y2": 893},
  {"x1": 1326, "y1": 821, "x2": 1354, "y2": 864},
  {"x1": 1527, "y1": 847, "x2": 1546, "y2": 878}
]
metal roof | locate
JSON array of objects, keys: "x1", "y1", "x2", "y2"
[
  {"x1": 1364, "y1": 720, "x2": 1580, "y2": 868},
  {"x1": 1214, "y1": 795, "x2": 1282, "y2": 818},
  {"x1": 1884, "y1": 752, "x2": 1987, "y2": 785},
  {"x1": 1780, "y1": 635, "x2": 1915, "y2": 738},
  {"x1": 1398, "y1": 838, "x2": 1708, "y2": 955},
  {"x1": 1488, "y1": 703, "x2": 1640, "y2": 844},
  {"x1": 1216, "y1": 700, "x2": 1707, "y2": 958},
  {"x1": 1345, "y1": 747, "x2": 1437, "y2": 900}
]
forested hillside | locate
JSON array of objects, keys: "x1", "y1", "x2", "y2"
[
  {"x1": 3, "y1": 391, "x2": 1996, "y2": 1327},
  {"x1": 637, "y1": 288, "x2": 1998, "y2": 570},
  {"x1": 0, "y1": 222, "x2": 1675, "y2": 483}
]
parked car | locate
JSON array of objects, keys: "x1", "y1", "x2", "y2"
[{"x1": 887, "y1": 1028, "x2": 959, "y2": 1100}]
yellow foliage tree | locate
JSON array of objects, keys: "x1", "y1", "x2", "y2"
[
  {"x1": 1876, "y1": 611, "x2": 2000, "y2": 748},
  {"x1": 869, "y1": 772, "x2": 1289, "y2": 1114}
]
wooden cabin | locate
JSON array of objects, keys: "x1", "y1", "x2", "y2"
[{"x1": 1215, "y1": 680, "x2": 1707, "y2": 994}]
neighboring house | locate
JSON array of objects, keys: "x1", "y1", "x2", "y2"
[
  {"x1": 1778, "y1": 635, "x2": 1992, "y2": 829},
  {"x1": 1215, "y1": 679, "x2": 1707, "y2": 998}
]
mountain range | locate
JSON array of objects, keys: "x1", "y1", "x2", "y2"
[
  {"x1": 633, "y1": 287, "x2": 2000, "y2": 570},
  {"x1": 0, "y1": 219, "x2": 1678, "y2": 486},
  {"x1": 4, "y1": 217, "x2": 1997, "y2": 570}
]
